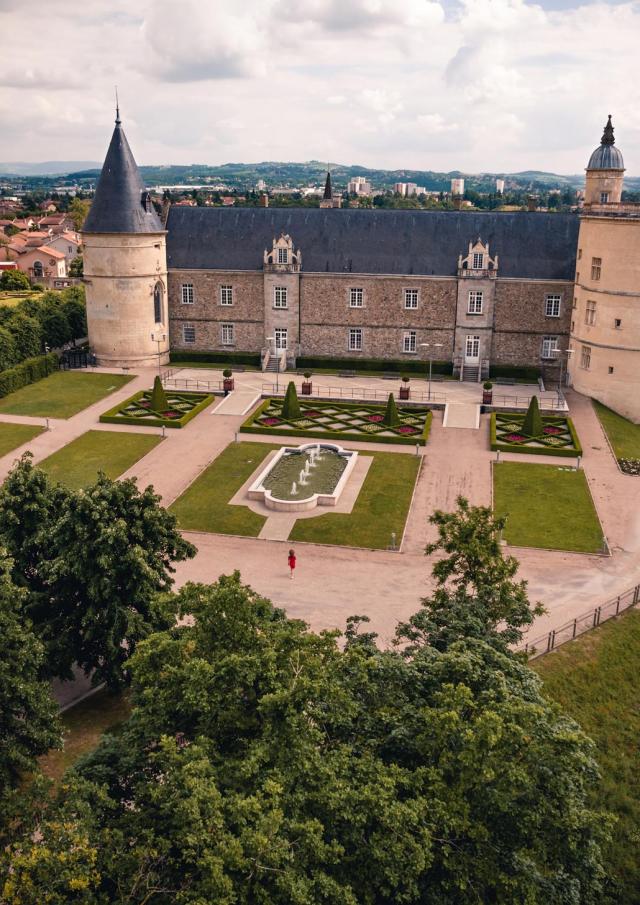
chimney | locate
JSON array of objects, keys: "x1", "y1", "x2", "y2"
[{"x1": 260, "y1": 193, "x2": 269, "y2": 208}]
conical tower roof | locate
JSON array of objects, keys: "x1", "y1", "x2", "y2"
[
  {"x1": 323, "y1": 170, "x2": 333, "y2": 200},
  {"x1": 84, "y1": 110, "x2": 163, "y2": 234}
]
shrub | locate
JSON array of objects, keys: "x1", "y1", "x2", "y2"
[
  {"x1": 0, "y1": 270, "x2": 30, "y2": 291},
  {"x1": 170, "y1": 350, "x2": 260, "y2": 367},
  {"x1": 0, "y1": 327, "x2": 19, "y2": 371},
  {"x1": 281, "y1": 381, "x2": 301, "y2": 420},
  {"x1": 10, "y1": 314, "x2": 42, "y2": 361},
  {"x1": 297, "y1": 355, "x2": 453, "y2": 375},
  {"x1": 150, "y1": 376, "x2": 169, "y2": 412},
  {"x1": 0, "y1": 352, "x2": 59, "y2": 399},
  {"x1": 402, "y1": 376, "x2": 410, "y2": 384},
  {"x1": 483, "y1": 381, "x2": 493, "y2": 390},
  {"x1": 383, "y1": 393, "x2": 400, "y2": 427},
  {"x1": 489, "y1": 364, "x2": 541, "y2": 381},
  {"x1": 304, "y1": 371, "x2": 312, "y2": 380},
  {"x1": 522, "y1": 396, "x2": 543, "y2": 438},
  {"x1": 222, "y1": 368, "x2": 233, "y2": 379}
]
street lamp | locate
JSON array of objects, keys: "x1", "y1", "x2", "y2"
[
  {"x1": 150, "y1": 328, "x2": 166, "y2": 380},
  {"x1": 553, "y1": 347, "x2": 573, "y2": 407},
  {"x1": 266, "y1": 335, "x2": 279, "y2": 392},
  {"x1": 419, "y1": 342, "x2": 444, "y2": 401}
]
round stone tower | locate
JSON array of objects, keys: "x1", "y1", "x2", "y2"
[{"x1": 82, "y1": 108, "x2": 169, "y2": 368}]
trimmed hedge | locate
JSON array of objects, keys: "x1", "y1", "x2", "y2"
[
  {"x1": 0, "y1": 351, "x2": 59, "y2": 399},
  {"x1": 100, "y1": 389, "x2": 216, "y2": 429},
  {"x1": 490, "y1": 412, "x2": 582, "y2": 458},
  {"x1": 170, "y1": 350, "x2": 261, "y2": 367},
  {"x1": 489, "y1": 365, "x2": 542, "y2": 381},
  {"x1": 241, "y1": 397, "x2": 432, "y2": 446},
  {"x1": 296, "y1": 356, "x2": 453, "y2": 376}
]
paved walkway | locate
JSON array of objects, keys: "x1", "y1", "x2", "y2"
[
  {"x1": 212, "y1": 390, "x2": 260, "y2": 416},
  {"x1": 0, "y1": 364, "x2": 636, "y2": 657},
  {"x1": 443, "y1": 402, "x2": 480, "y2": 429}
]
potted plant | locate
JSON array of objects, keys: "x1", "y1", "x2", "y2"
[
  {"x1": 222, "y1": 368, "x2": 234, "y2": 393},
  {"x1": 301, "y1": 371, "x2": 313, "y2": 395},
  {"x1": 399, "y1": 375, "x2": 410, "y2": 400},
  {"x1": 482, "y1": 380, "x2": 493, "y2": 404}
]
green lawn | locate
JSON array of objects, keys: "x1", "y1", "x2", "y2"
[
  {"x1": 593, "y1": 400, "x2": 640, "y2": 460},
  {"x1": 0, "y1": 420, "x2": 44, "y2": 457},
  {"x1": 0, "y1": 371, "x2": 132, "y2": 419},
  {"x1": 493, "y1": 461, "x2": 604, "y2": 553},
  {"x1": 39, "y1": 430, "x2": 162, "y2": 489},
  {"x1": 534, "y1": 609, "x2": 640, "y2": 904},
  {"x1": 170, "y1": 441, "x2": 279, "y2": 536},
  {"x1": 289, "y1": 450, "x2": 420, "y2": 549},
  {"x1": 0, "y1": 290, "x2": 41, "y2": 308},
  {"x1": 40, "y1": 689, "x2": 131, "y2": 784}
]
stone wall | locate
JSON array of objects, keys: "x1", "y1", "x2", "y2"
[{"x1": 493, "y1": 280, "x2": 573, "y2": 366}]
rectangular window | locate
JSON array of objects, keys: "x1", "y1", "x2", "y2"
[
  {"x1": 545, "y1": 294, "x2": 561, "y2": 317},
  {"x1": 468, "y1": 290, "x2": 483, "y2": 315},
  {"x1": 608, "y1": 366, "x2": 614, "y2": 374},
  {"x1": 585, "y1": 300, "x2": 596, "y2": 326},
  {"x1": 182, "y1": 323, "x2": 195, "y2": 344},
  {"x1": 591, "y1": 257, "x2": 602, "y2": 281},
  {"x1": 275, "y1": 327, "x2": 288, "y2": 350},
  {"x1": 403, "y1": 330, "x2": 417, "y2": 353},
  {"x1": 220, "y1": 285, "x2": 233, "y2": 306},
  {"x1": 578, "y1": 248, "x2": 582, "y2": 260},
  {"x1": 581, "y1": 345, "x2": 591, "y2": 369},
  {"x1": 404, "y1": 288, "x2": 418, "y2": 309},
  {"x1": 221, "y1": 323, "x2": 234, "y2": 345},
  {"x1": 277, "y1": 247, "x2": 288, "y2": 264},
  {"x1": 274, "y1": 286, "x2": 288, "y2": 308},
  {"x1": 541, "y1": 336, "x2": 559, "y2": 359},
  {"x1": 600, "y1": 192, "x2": 609, "y2": 204},
  {"x1": 472, "y1": 252, "x2": 484, "y2": 269},
  {"x1": 181, "y1": 283, "x2": 194, "y2": 305},
  {"x1": 349, "y1": 287, "x2": 364, "y2": 307},
  {"x1": 614, "y1": 318, "x2": 622, "y2": 329},
  {"x1": 349, "y1": 328, "x2": 363, "y2": 351}
]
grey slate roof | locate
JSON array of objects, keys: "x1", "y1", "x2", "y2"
[
  {"x1": 166, "y1": 208, "x2": 579, "y2": 280},
  {"x1": 83, "y1": 119, "x2": 163, "y2": 234}
]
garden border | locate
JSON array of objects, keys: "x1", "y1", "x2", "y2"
[
  {"x1": 240, "y1": 398, "x2": 433, "y2": 446},
  {"x1": 591, "y1": 399, "x2": 640, "y2": 478},
  {"x1": 100, "y1": 388, "x2": 216, "y2": 429},
  {"x1": 490, "y1": 412, "x2": 582, "y2": 458}
]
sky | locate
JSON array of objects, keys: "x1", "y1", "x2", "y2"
[{"x1": 1, "y1": 0, "x2": 638, "y2": 174}]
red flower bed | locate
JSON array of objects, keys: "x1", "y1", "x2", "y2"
[
  {"x1": 366, "y1": 414, "x2": 384, "y2": 422},
  {"x1": 302, "y1": 411, "x2": 322, "y2": 418},
  {"x1": 397, "y1": 425, "x2": 419, "y2": 435},
  {"x1": 164, "y1": 411, "x2": 182, "y2": 418},
  {"x1": 543, "y1": 425, "x2": 563, "y2": 435},
  {"x1": 504, "y1": 433, "x2": 526, "y2": 443},
  {"x1": 261, "y1": 417, "x2": 282, "y2": 426}
]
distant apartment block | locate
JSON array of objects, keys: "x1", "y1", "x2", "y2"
[
  {"x1": 347, "y1": 176, "x2": 372, "y2": 196},
  {"x1": 451, "y1": 178, "x2": 465, "y2": 196}
]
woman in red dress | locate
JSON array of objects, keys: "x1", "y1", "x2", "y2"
[{"x1": 288, "y1": 548, "x2": 296, "y2": 579}]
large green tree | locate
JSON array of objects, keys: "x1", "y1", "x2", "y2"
[
  {"x1": 0, "y1": 456, "x2": 196, "y2": 689},
  {"x1": 6, "y1": 567, "x2": 608, "y2": 903}
]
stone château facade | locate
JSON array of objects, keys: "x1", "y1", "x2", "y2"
[{"x1": 82, "y1": 113, "x2": 639, "y2": 422}]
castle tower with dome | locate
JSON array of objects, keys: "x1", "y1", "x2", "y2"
[
  {"x1": 82, "y1": 106, "x2": 170, "y2": 368},
  {"x1": 568, "y1": 116, "x2": 640, "y2": 422}
]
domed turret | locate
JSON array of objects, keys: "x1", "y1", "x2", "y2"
[
  {"x1": 587, "y1": 115, "x2": 624, "y2": 171},
  {"x1": 584, "y1": 115, "x2": 625, "y2": 205}
]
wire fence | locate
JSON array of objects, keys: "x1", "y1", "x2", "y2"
[
  {"x1": 519, "y1": 583, "x2": 640, "y2": 659},
  {"x1": 261, "y1": 382, "x2": 448, "y2": 404}
]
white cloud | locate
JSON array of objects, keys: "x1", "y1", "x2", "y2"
[{"x1": 0, "y1": 0, "x2": 637, "y2": 175}]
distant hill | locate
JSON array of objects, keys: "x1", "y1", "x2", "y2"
[{"x1": 0, "y1": 161, "x2": 101, "y2": 176}]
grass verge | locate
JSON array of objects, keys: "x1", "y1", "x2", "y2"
[
  {"x1": 493, "y1": 461, "x2": 604, "y2": 553},
  {"x1": 593, "y1": 400, "x2": 640, "y2": 460},
  {"x1": 39, "y1": 429, "x2": 162, "y2": 489},
  {"x1": 170, "y1": 441, "x2": 279, "y2": 536},
  {"x1": 533, "y1": 608, "x2": 640, "y2": 904},
  {"x1": 0, "y1": 420, "x2": 44, "y2": 457},
  {"x1": 289, "y1": 450, "x2": 420, "y2": 549},
  {"x1": 0, "y1": 371, "x2": 132, "y2": 418},
  {"x1": 40, "y1": 688, "x2": 131, "y2": 783}
]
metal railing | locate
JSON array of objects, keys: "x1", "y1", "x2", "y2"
[
  {"x1": 261, "y1": 382, "x2": 447, "y2": 404},
  {"x1": 519, "y1": 583, "x2": 640, "y2": 659},
  {"x1": 494, "y1": 394, "x2": 566, "y2": 411},
  {"x1": 163, "y1": 376, "x2": 222, "y2": 392}
]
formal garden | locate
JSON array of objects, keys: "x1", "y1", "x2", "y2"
[
  {"x1": 493, "y1": 460, "x2": 605, "y2": 553},
  {"x1": 490, "y1": 396, "x2": 582, "y2": 457},
  {"x1": 242, "y1": 382, "x2": 432, "y2": 445},
  {"x1": 100, "y1": 376, "x2": 216, "y2": 429},
  {"x1": 593, "y1": 400, "x2": 640, "y2": 475},
  {"x1": 170, "y1": 439, "x2": 420, "y2": 549}
]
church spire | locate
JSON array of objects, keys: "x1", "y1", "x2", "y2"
[
  {"x1": 323, "y1": 169, "x2": 333, "y2": 201},
  {"x1": 115, "y1": 86, "x2": 121, "y2": 126},
  {"x1": 601, "y1": 114, "x2": 615, "y2": 146},
  {"x1": 83, "y1": 110, "x2": 163, "y2": 234}
]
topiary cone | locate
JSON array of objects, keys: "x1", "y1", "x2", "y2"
[
  {"x1": 150, "y1": 375, "x2": 169, "y2": 413},
  {"x1": 382, "y1": 392, "x2": 400, "y2": 427},
  {"x1": 522, "y1": 394, "x2": 543, "y2": 437},
  {"x1": 281, "y1": 381, "x2": 302, "y2": 420}
]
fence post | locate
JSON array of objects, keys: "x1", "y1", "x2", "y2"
[
  {"x1": 634, "y1": 585, "x2": 640, "y2": 605},
  {"x1": 615, "y1": 596, "x2": 620, "y2": 615},
  {"x1": 592, "y1": 608, "x2": 598, "y2": 627},
  {"x1": 572, "y1": 618, "x2": 577, "y2": 639}
]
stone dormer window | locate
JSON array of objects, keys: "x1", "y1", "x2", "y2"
[
  {"x1": 264, "y1": 233, "x2": 302, "y2": 272},
  {"x1": 457, "y1": 238, "x2": 498, "y2": 278}
]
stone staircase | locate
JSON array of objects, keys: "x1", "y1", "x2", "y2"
[
  {"x1": 264, "y1": 357, "x2": 281, "y2": 373},
  {"x1": 461, "y1": 365, "x2": 480, "y2": 382}
]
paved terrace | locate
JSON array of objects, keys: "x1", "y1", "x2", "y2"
[{"x1": 0, "y1": 365, "x2": 636, "y2": 654}]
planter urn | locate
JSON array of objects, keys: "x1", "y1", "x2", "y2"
[
  {"x1": 223, "y1": 377, "x2": 234, "y2": 393},
  {"x1": 482, "y1": 390, "x2": 493, "y2": 404},
  {"x1": 399, "y1": 385, "x2": 410, "y2": 400},
  {"x1": 301, "y1": 381, "x2": 312, "y2": 395}
]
